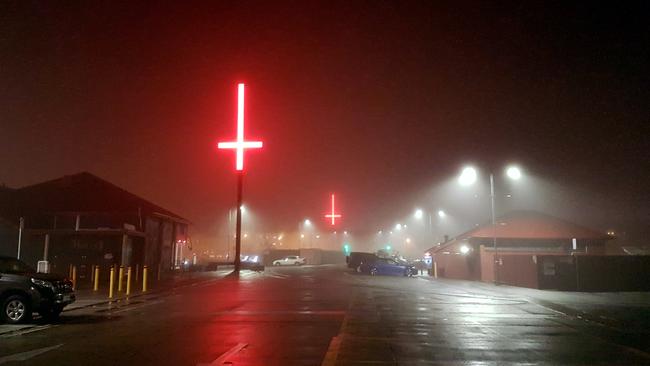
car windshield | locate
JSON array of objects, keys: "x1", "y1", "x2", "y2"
[{"x1": 0, "y1": 258, "x2": 35, "y2": 274}]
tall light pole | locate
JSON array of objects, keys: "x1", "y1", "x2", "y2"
[
  {"x1": 227, "y1": 205, "x2": 246, "y2": 260},
  {"x1": 415, "y1": 208, "x2": 447, "y2": 244},
  {"x1": 217, "y1": 83, "x2": 264, "y2": 273},
  {"x1": 300, "y1": 219, "x2": 313, "y2": 248},
  {"x1": 459, "y1": 165, "x2": 522, "y2": 284}
]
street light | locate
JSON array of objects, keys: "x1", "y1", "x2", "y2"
[
  {"x1": 437, "y1": 210, "x2": 446, "y2": 218},
  {"x1": 506, "y1": 166, "x2": 522, "y2": 180},
  {"x1": 414, "y1": 209, "x2": 424, "y2": 219},
  {"x1": 300, "y1": 219, "x2": 313, "y2": 248},
  {"x1": 458, "y1": 166, "x2": 478, "y2": 186},
  {"x1": 459, "y1": 164, "x2": 523, "y2": 284}
]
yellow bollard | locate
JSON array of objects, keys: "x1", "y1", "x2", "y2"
[
  {"x1": 93, "y1": 266, "x2": 100, "y2": 291},
  {"x1": 118, "y1": 266, "x2": 124, "y2": 292},
  {"x1": 68, "y1": 264, "x2": 73, "y2": 279},
  {"x1": 109, "y1": 266, "x2": 115, "y2": 299},
  {"x1": 71, "y1": 265, "x2": 77, "y2": 290},
  {"x1": 142, "y1": 265, "x2": 148, "y2": 292},
  {"x1": 126, "y1": 267, "x2": 132, "y2": 296}
]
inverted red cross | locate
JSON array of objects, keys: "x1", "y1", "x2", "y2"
[
  {"x1": 325, "y1": 193, "x2": 342, "y2": 226},
  {"x1": 218, "y1": 83, "x2": 263, "y2": 171}
]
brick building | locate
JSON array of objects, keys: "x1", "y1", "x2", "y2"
[{"x1": 426, "y1": 211, "x2": 611, "y2": 287}]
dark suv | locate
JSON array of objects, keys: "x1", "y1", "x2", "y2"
[{"x1": 0, "y1": 256, "x2": 75, "y2": 324}]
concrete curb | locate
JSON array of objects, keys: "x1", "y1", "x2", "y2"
[{"x1": 63, "y1": 276, "x2": 221, "y2": 312}]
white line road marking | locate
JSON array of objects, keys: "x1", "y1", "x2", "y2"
[
  {"x1": 0, "y1": 343, "x2": 63, "y2": 364},
  {"x1": 320, "y1": 336, "x2": 341, "y2": 366},
  {"x1": 197, "y1": 342, "x2": 248, "y2": 365},
  {"x1": 0, "y1": 325, "x2": 58, "y2": 338},
  {"x1": 212, "y1": 310, "x2": 346, "y2": 316},
  {"x1": 107, "y1": 300, "x2": 164, "y2": 315}
]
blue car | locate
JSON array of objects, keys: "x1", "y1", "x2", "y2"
[{"x1": 359, "y1": 257, "x2": 415, "y2": 277}]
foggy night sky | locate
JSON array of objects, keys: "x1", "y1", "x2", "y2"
[{"x1": 1, "y1": 2, "x2": 649, "y2": 249}]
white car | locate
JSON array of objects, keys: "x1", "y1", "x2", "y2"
[{"x1": 273, "y1": 256, "x2": 306, "y2": 266}]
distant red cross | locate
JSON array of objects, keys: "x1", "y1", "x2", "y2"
[
  {"x1": 218, "y1": 83, "x2": 263, "y2": 171},
  {"x1": 325, "y1": 194, "x2": 342, "y2": 226}
]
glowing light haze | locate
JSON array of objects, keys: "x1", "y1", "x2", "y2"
[
  {"x1": 325, "y1": 193, "x2": 342, "y2": 225},
  {"x1": 217, "y1": 83, "x2": 263, "y2": 171},
  {"x1": 458, "y1": 167, "x2": 478, "y2": 186}
]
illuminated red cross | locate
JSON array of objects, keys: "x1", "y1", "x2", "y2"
[
  {"x1": 217, "y1": 83, "x2": 263, "y2": 171},
  {"x1": 325, "y1": 193, "x2": 342, "y2": 226}
]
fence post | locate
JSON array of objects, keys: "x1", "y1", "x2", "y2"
[
  {"x1": 109, "y1": 267, "x2": 115, "y2": 299},
  {"x1": 118, "y1": 265, "x2": 124, "y2": 292},
  {"x1": 142, "y1": 265, "x2": 148, "y2": 292},
  {"x1": 71, "y1": 265, "x2": 77, "y2": 289},
  {"x1": 126, "y1": 266, "x2": 132, "y2": 296},
  {"x1": 93, "y1": 266, "x2": 100, "y2": 291}
]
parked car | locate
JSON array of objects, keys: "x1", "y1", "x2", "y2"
[
  {"x1": 358, "y1": 257, "x2": 415, "y2": 277},
  {"x1": 347, "y1": 252, "x2": 379, "y2": 270},
  {"x1": 241, "y1": 259, "x2": 265, "y2": 271},
  {"x1": 0, "y1": 256, "x2": 76, "y2": 324},
  {"x1": 272, "y1": 256, "x2": 305, "y2": 266}
]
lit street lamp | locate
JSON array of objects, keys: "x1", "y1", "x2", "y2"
[
  {"x1": 415, "y1": 208, "x2": 447, "y2": 242},
  {"x1": 459, "y1": 164, "x2": 523, "y2": 284},
  {"x1": 300, "y1": 219, "x2": 313, "y2": 248}
]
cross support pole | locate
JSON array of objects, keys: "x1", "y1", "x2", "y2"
[{"x1": 234, "y1": 171, "x2": 243, "y2": 273}]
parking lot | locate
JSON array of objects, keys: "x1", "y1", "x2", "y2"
[{"x1": 1, "y1": 265, "x2": 649, "y2": 365}]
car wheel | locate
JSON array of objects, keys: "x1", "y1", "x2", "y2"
[
  {"x1": 273, "y1": 262, "x2": 280, "y2": 266},
  {"x1": 370, "y1": 268, "x2": 377, "y2": 276},
  {"x1": 2, "y1": 295, "x2": 31, "y2": 324}
]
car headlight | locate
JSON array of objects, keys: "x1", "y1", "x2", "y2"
[{"x1": 31, "y1": 278, "x2": 55, "y2": 290}]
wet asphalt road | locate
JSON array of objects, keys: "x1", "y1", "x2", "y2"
[{"x1": 1, "y1": 265, "x2": 649, "y2": 365}]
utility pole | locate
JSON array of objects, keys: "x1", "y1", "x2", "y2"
[
  {"x1": 217, "y1": 83, "x2": 264, "y2": 274},
  {"x1": 490, "y1": 173, "x2": 498, "y2": 285}
]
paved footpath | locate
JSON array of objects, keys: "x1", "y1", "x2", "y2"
[{"x1": 1, "y1": 266, "x2": 649, "y2": 365}]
